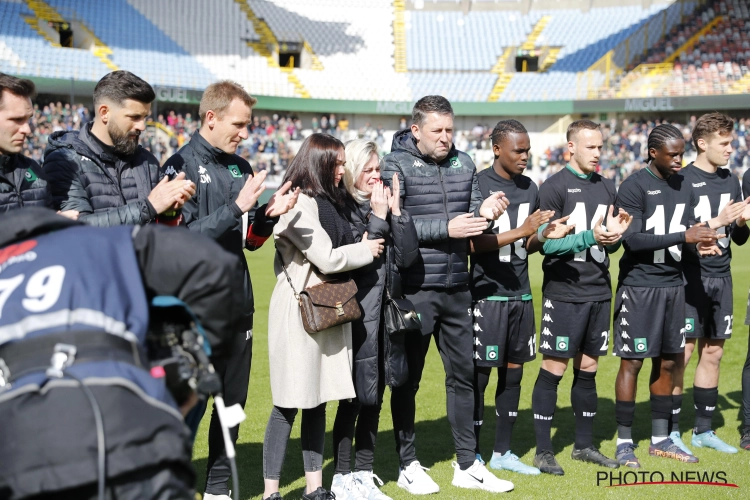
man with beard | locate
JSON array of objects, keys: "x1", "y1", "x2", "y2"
[{"x1": 44, "y1": 70, "x2": 195, "y2": 226}]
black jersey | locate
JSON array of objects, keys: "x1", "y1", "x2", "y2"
[
  {"x1": 538, "y1": 166, "x2": 617, "y2": 302},
  {"x1": 616, "y1": 167, "x2": 695, "y2": 287},
  {"x1": 683, "y1": 163, "x2": 748, "y2": 277},
  {"x1": 471, "y1": 167, "x2": 538, "y2": 299}
]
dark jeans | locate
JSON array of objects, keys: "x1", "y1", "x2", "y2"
[
  {"x1": 390, "y1": 286, "x2": 476, "y2": 469},
  {"x1": 263, "y1": 404, "x2": 327, "y2": 480},
  {"x1": 743, "y1": 329, "x2": 750, "y2": 427},
  {"x1": 203, "y1": 329, "x2": 253, "y2": 495},
  {"x1": 333, "y1": 387, "x2": 385, "y2": 474}
]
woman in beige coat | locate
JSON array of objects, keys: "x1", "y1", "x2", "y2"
[{"x1": 262, "y1": 134, "x2": 384, "y2": 500}]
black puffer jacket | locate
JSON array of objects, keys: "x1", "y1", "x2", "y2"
[
  {"x1": 161, "y1": 133, "x2": 277, "y2": 331},
  {"x1": 345, "y1": 198, "x2": 419, "y2": 405},
  {"x1": 43, "y1": 123, "x2": 160, "y2": 226},
  {"x1": 381, "y1": 129, "x2": 485, "y2": 290},
  {"x1": 0, "y1": 153, "x2": 48, "y2": 213}
]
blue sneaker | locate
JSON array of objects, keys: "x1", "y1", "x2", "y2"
[
  {"x1": 475, "y1": 453, "x2": 485, "y2": 465},
  {"x1": 489, "y1": 450, "x2": 541, "y2": 475},
  {"x1": 615, "y1": 442, "x2": 641, "y2": 468},
  {"x1": 692, "y1": 430, "x2": 738, "y2": 454},
  {"x1": 669, "y1": 431, "x2": 693, "y2": 455}
]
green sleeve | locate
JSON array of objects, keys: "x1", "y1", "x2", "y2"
[
  {"x1": 605, "y1": 241, "x2": 622, "y2": 253},
  {"x1": 541, "y1": 229, "x2": 597, "y2": 256}
]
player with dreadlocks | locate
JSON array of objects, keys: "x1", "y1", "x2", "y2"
[
  {"x1": 468, "y1": 119, "x2": 570, "y2": 475},
  {"x1": 613, "y1": 123, "x2": 719, "y2": 467}
]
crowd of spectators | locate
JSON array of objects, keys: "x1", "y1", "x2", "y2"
[{"x1": 22, "y1": 101, "x2": 90, "y2": 164}]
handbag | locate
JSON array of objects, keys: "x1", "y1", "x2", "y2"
[
  {"x1": 382, "y1": 259, "x2": 422, "y2": 335},
  {"x1": 277, "y1": 250, "x2": 361, "y2": 334}
]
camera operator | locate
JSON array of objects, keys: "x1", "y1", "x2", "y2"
[{"x1": 0, "y1": 207, "x2": 245, "y2": 500}]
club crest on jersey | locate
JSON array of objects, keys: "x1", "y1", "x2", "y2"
[
  {"x1": 24, "y1": 170, "x2": 38, "y2": 182},
  {"x1": 544, "y1": 299, "x2": 554, "y2": 309},
  {"x1": 198, "y1": 165, "x2": 211, "y2": 184},
  {"x1": 634, "y1": 338, "x2": 648, "y2": 353},
  {"x1": 556, "y1": 336, "x2": 569, "y2": 351},
  {"x1": 543, "y1": 313, "x2": 553, "y2": 322},
  {"x1": 685, "y1": 318, "x2": 694, "y2": 333},
  {"x1": 164, "y1": 165, "x2": 177, "y2": 177},
  {"x1": 449, "y1": 157, "x2": 462, "y2": 169},
  {"x1": 486, "y1": 345, "x2": 499, "y2": 360},
  {"x1": 542, "y1": 327, "x2": 552, "y2": 336},
  {"x1": 228, "y1": 164, "x2": 243, "y2": 178},
  {"x1": 647, "y1": 190, "x2": 662, "y2": 195}
]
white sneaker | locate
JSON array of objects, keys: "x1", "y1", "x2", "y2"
[
  {"x1": 331, "y1": 473, "x2": 367, "y2": 500},
  {"x1": 353, "y1": 470, "x2": 392, "y2": 500},
  {"x1": 203, "y1": 493, "x2": 231, "y2": 500},
  {"x1": 452, "y1": 460, "x2": 514, "y2": 493},
  {"x1": 397, "y1": 461, "x2": 440, "y2": 495}
]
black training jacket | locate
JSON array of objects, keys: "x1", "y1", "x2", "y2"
[
  {"x1": 161, "y1": 133, "x2": 277, "y2": 331},
  {"x1": 43, "y1": 123, "x2": 161, "y2": 226},
  {"x1": 0, "y1": 153, "x2": 48, "y2": 213},
  {"x1": 380, "y1": 129, "x2": 485, "y2": 290}
]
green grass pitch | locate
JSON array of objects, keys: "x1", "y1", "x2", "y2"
[{"x1": 191, "y1": 241, "x2": 750, "y2": 499}]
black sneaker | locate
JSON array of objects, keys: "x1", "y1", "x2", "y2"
[
  {"x1": 263, "y1": 494, "x2": 283, "y2": 500},
  {"x1": 741, "y1": 428, "x2": 750, "y2": 451},
  {"x1": 648, "y1": 438, "x2": 699, "y2": 463},
  {"x1": 571, "y1": 446, "x2": 620, "y2": 468},
  {"x1": 533, "y1": 450, "x2": 564, "y2": 475},
  {"x1": 302, "y1": 487, "x2": 335, "y2": 500}
]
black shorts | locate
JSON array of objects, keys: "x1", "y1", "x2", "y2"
[
  {"x1": 472, "y1": 299, "x2": 536, "y2": 367},
  {"x1": 685, "y1": 275, "x2": 733, "y2": 339},
  {"x1": 537, "y1": 297, "x2": 611, "y2": 359},
  {"x1": 613, "y1": 285, "x2": 685, "y2": 359}
]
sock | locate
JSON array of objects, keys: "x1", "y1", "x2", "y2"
[
  {"x1": 532, "y1": 368, "x2": 562, "y2": 454},
  {"x1": 473, "y1": 368, "x2": 490, "y2": 455},
  {"x1": 571, "y1": 369, "x2": 597, "y2": 450},
  {"x1": 615, "y1": 400, "x2": 635, "y2": 441},
  {"x1": 669, "y1": 394, "x2": 683, "y2": 434},
  {"x1": 693, "y1": 386, "x2": 718, "y2": 435},
  {"x1": 651, "y1": 394, "x2": 672, "y2": 443},
  {"x1": 495, "y1": 366, "x2": 523, "y2": 455}
]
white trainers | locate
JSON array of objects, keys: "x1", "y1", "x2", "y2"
[
  {"x1": 203, "y1": 493, "x2": 232, "y2": 500},
  {"x1": 331, "y1": 473, "x2": 367, "y2": 500},
  {"x1": 397, "y1": 461, "x2": 440, "y2": 495},
  {"x1": 353, "y1": 470, "x2": 392, "y2": 500},
  {"x1": 452, "y1": 460, "x2": 514, "y2": 493}
]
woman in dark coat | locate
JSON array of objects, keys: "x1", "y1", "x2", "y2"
[{"x1": 330, "y1": 139, "x2": 419, "y2": 500}]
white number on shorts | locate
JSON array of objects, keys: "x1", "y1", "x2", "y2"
[
  {"x1": 645, "y1": 204, "x2": 686, "y2": 263},
  {"x1": 528, "y1": 334, "x2": 535, "y2": 356},
  {"x1": 0, "y1": 266, "x2": 66, "y2": 319},
  {"x1": 600, "y1": 331, "x2": 609, "y2": 351},
  {"x1": 567, "y1": 202, "x2": 608, "y2": 263},
  {"x1": 724, "y1": 315, "x2": 733, "y2": 336},
  {"x1": 497, "y1": 203, "x2": 531, "y2": 262},
  {"x1": 694, "y1": 194, "x2": 730, "y2": 248}
]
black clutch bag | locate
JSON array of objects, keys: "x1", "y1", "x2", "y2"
[{"x1": 383, "y1": 293, "x2": 421, "y2": 335}]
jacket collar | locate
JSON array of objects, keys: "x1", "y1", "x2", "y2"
[
  {"x1": 0, "y1": 153, "x2": 11, "y2": 173},
  {"x1": 78, "y1": 122, "x2": 120, "y2": 164},
  {"x1": 191, "y1": 131, "x2": 230, "y2": 163}
]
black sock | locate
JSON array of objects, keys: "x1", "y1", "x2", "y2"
[
  {"x1": 495, "y1": 366, "x2": 523, "y2": 455},
  {"x1": 473, "y1": 368, "x2": 490, "y2": 455},
  {"x1": 669, "y1": 394, "x2": 683, "y2": 434},
  {"x1": 532, "y1": 368, "x2": 562, "y2": 454},
  {"x1": 571, "y1": 369, "x2": 597, "y2": 450},
  {"x1": 615, "y1": 400, "x2": 635, "y2": 440},
  {"x1": 693, "y1": 386, "x2": 718, "y2": 435},
  {"x1": 651, "y1": 394, "x2": 672, "y2": 441}
]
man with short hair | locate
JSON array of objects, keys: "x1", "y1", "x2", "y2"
[
  {"x1": 44, "y1": 70, "x2": 195, "y2": 226},
  {"x1": 162, "y1": 80, "x2": 299, "y2": 500},
  {"x1": 381, "y1": 95, "x2": 513, "y2": 494},
  {"x1": 673, "y1": 113, "x2": 748, "y2": 455},
  {"x1": 0, "y1": 73, "x2": 48, "y2": 213},
  {"x1": 530, "y1": 120, "x2": 630, "y2": 475}
]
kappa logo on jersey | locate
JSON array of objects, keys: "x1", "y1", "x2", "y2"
[
  {"x1": 543, "y1": 313, "x2": 553, "y2": 322},
  {"x1": 556, "y1": 336, "x2": 569, "y2": 351},
  {"x1": 473, "y1": 323, "x2": 483, "y2": 332},
  {"x1": 544, "y1": 299, "x2": 554, "y2": 309},
  {"x1": 486, "y1": 345, "x2": 499, "y2": 360},
  {"x1": 692, "y1": 182, "x2": 706, "y2": 188},
  {"x1": 413, "y1": 160, "x2": 423, "y2": 168},
  {"x1": 621, "y1": 331, "x2": 630, "y2": 339},
  {"x1": 198, "y1": 165, "x2": 211, "y2": 184},
  {"x1": 473, "y1": 308, "x2": 484, "y2": 317},
  {"x1": 474, "y1": 352, "x2": 481, "y2": 360},
  {"x1": 474, "y1": 337, "x2": 483, "y2": 346},
  {"x1": 621, "y1": 317, "x2": 629, "y2": 326},
  {"x1": 164, "y1": 165, "x2": 177, "y2": 177},
  {"x1": 24, "y1": 170, "x2": 38, "y2": 182},
  {"x1": 0, "y1": 240, "x2": 38, "y2": 273},
  {"x1": 449, "y1": 157, "x2": 462, "y2": 169},
  {"x1": 542, "y1": 327, "x2": 552, "y2": 336},
  {"x1": 621, "y1": 291, "x2": 629, "y2": 299},
  {"x1": 81, "y1": 156, "x2": 92, "y2": 162},
  {"x1": 621, "y1": 305, "x2": 629, "y2": 313},
  {"x1": 621, "y1": 345, "x2": 632, "y2": 352},
  {"x1": 567, "y1": 188, "x2": 582, "y2": 193},
  {"x1": 685, "y1": 318, "x2": 695, "y2": 333},
  {"x1": 541, "y1": 341, "x2": 552, "y2": 350},
  {"x1": 634, "y1": 338, "x2": 648, "y2": 353},
  {"x1": 647, "y1": 190, "x2": 662, "y2": 195}
]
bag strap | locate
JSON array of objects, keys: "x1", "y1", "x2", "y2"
[{"x1": 276, "y1": 248, "x2": 300, "y2": 302}]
